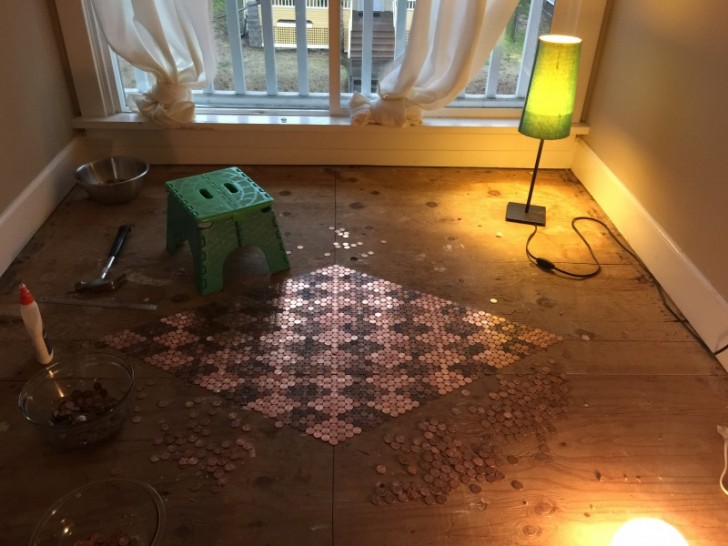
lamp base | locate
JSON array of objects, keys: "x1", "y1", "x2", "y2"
[{"x1": 505, "y1": 202, "x2": 546, "y2": 226}]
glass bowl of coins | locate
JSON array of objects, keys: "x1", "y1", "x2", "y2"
[
  {"x1": 18, "y1": 352, "x2": 135, "y2": 449},
  {"x1": 30, "y1": 478, "x2": 165, "y2": 546}
]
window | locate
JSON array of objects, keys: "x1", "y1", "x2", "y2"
[{"x1": 59, "y1": 0, "x2": 606, "y2": 122}]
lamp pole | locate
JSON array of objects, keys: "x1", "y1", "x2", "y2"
[{"x1": 524, "y1": 138, "x2": 545, "y2": 214}]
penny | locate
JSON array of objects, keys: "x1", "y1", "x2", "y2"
[
  {"x1": 376, "y1": 465, "x2": 387, "y2": 475},
  {"x1": 469, "y1": 483, "x2": 482, "y2": 494},
  {"x1": 511, "y1": 480, "x2": 524, "y2": 490}
]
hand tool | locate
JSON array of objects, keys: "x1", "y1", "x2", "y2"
[
  {"x1": 38, "y1": 296, "x2": 157, "y2": 311},
  {"x1": 75, "y1": 225, "x2": 132, "y2": 293}
]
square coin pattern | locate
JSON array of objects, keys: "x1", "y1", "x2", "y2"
[{"x1": 100, "y1": 265, "x2": 562, "y2": 444}]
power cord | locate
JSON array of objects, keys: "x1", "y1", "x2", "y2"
[
  {"x1": 525, "y1": 216, "x2": 728, "y2": 358},
  {"x1": 718, "y1": 425, "x2": 728, "y2": 496}
]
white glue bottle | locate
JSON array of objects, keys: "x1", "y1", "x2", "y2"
[{"x1": 19, "y1": 283, "x2": 54, "y2": 365}]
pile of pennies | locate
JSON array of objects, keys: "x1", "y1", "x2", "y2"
[
  {"x1": 51, "y1": 382, "x2": 119, "y2": 425},
  {"x1": 146, "y1": 396, "x2": 256, "y2": 493},
  {"x1": 370, "y1": 364, "x2": 571, "y2": 506},
  {"x1": 71, "y1": 529, "x2": 136, "y2": 546}
]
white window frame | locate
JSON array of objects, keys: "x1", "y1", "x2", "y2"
[{"x1": 57, "y1": 0, "x2": 605, "y2": 123}]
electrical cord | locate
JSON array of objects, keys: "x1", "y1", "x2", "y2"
[
  {"x1": 525, "y1": 216, "x2": 728, "y2": 358},
  {"x1": 718, "y1": 425, "x2": 728, "y2": 496}
]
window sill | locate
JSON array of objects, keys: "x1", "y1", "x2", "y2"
[
  {"x1": 72, "y1": 112, "x2": 590, "y2": 134},
  {"x1": 74, "y1": 112, "x2": 589, "y2": 168}
]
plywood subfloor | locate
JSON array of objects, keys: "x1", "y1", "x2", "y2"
[{"x1": 1, "y1": 165, "x2": 725, "y2": 545}]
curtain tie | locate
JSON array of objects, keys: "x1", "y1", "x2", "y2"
[
  {"x1": 349, "y1": 92, "x2": 423, "y2": 128},
  {"x1": 131, "y1": 82, "x2": 195, "y2": 128}
]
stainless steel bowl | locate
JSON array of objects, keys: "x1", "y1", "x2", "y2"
[{"x1": 75, "y1": 156, "x2": 149, "y2": 205}]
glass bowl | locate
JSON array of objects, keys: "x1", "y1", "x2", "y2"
[
  {"x1": 18, "y1": 352, "x2": 135, "y2": 449},
  {"x1": 29, "y1": 478, "x2": 165, "y2": 546}
]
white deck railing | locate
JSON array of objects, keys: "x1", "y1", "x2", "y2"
[{"x1": 116, "y1": 0, "x2": 554, "y2": 113}]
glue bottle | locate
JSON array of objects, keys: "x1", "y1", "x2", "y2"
[{"x1": 19, "y1": 283, "x2": 54, "y2": 365}]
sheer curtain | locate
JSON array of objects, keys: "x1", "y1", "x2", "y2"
[
  {"x1": 91, "y1": 0, "x2": 217, "y2": 128},
  {"x1": 350, "y1": 0, "x2": 519, "y2": 127}
]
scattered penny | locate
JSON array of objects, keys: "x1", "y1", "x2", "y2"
[{"x1": 511, "y1": 480, "x2": 524, "y2": 490}]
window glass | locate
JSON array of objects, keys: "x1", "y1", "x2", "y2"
[{"x1": 105, "y1": 0, "x2": 583, "y2": 116}]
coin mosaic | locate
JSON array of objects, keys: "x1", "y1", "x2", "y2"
[{"x1": 100, "y1": 265, "x2": 562, "y2": 445}]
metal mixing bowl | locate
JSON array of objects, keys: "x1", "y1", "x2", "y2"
[{"x1": 75, "y1": 156, "x2": 149, "y2": 204}]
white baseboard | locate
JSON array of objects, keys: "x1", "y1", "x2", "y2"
[
  {"x1": 0, "y1": 137, "x2": 89, "y2": 277},
  {"x1": 571, "y1": 138, "x2": 728, "y2": 371}
]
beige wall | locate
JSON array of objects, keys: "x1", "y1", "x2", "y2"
[
  {"x1": 0, "y1": 0, "x2": 76, "y2": 213},
  {"x1": 584, "y1": 0, "x2": 728, "y2": 299}
]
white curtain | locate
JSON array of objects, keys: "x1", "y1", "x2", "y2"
[
  {"x1": 91, "y1": 0, "x2": 217, "y2": 128},
  {"x1": 350, "y1": 0, "x2": 519, "y2": 127}
]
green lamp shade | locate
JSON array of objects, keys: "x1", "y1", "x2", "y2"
[{"x1": 519, "y1": 35, "x2": 582, "y2": 140}]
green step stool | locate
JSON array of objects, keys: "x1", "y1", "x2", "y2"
[{"x1": 165, "y1": 167, "x2": 289, "y2": 295}]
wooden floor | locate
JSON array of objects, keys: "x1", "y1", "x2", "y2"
[{"x1": 1, "y1": 165, "x2": 726, "y2": 545}]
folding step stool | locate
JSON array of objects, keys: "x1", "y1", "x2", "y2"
[{"x1": 165, "y1": 167, "x2": 289, "y2": 295}]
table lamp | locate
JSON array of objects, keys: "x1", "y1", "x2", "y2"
[{"x1": 506, "y1": 34, "x2": 582, "y2": 226}]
